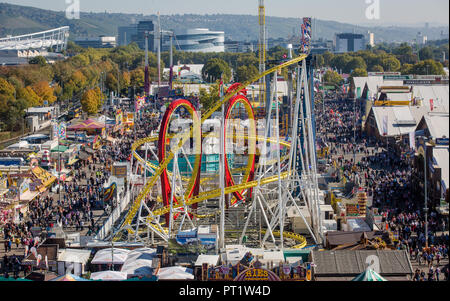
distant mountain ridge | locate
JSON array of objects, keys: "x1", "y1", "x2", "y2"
[{"x1": 0, "y1": 2, "x2": 448, "y2": 43}]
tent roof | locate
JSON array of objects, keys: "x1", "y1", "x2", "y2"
[
  {"x1": 68, "y1": 118, "x2": 105, "y2": 130},
  {"x1": 90, "y1": 271, "x2": 128, "y2": 281},
  {"x1": 58, "y1": 248, "x2": 92, "y2": 264},
  {"x1": 51, "y1": 146, "x2": 69, "y2": 153},
  {"x1": 120, "y1": 248, "x2": 156, "y2": 276},
  {"x1": 91, "y1": 248, "x2": 130, "y2": 265},
  {"x1": 157, "y1": 267, "x2": 194, "y2": 280},
  {"x1": 352, "y1": 268, "x2": 388, "y2": 281},
  {"x1": 194, "y1": 255, "x2": 220, "y2": 267}
]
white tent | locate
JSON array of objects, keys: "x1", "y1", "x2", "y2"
[
  {"x1": 120, "y1": 248, "x2": 156, "y2": 277},
  {"x1": 158, "y1": 272, "x2": 194, "y2": 280},
  {"x1": 58, "y1": 249, "x2": 91, "y2": 265},
  {"x1": 90, "y1": 271, "x2": 128, "y2": 281},
  {"x1": 91, "y1": 248, "x2": 130, "y2": 265},
  {"x1": 157, "y1": 266, "x2": 194, "y2": 280},
  {"x1": 194, "y1": 255, "x2": 220, "y2": 267}
]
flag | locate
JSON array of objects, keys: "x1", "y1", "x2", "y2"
[
  {"x1": 382, "y1": 115, "x2": 388, "y2": 136},
  {"x1": 409, "y1": 131, "x2": 416, "y2": 150},
  {"x1": 60, "y1": 122, "x2": 67, "y2": 140}
]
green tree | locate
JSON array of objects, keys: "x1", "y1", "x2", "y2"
[
  {"x1": 31, "y1": 81, "x2": 56, "y2": 104},
  {"x1": 130, "y1": 68, "x2": 145, "y2": 88},
  {"x1": 28, "y1": 56, "x2": 47, "y2": 67},
  {"x1": 400, "y1": 63, "x2": 413, "y2": 75},
  {"x1": 0, "y1": 77, "x2": 16, "y2": 97},
  {"x1": 419, "y1": 47, "x2": 433, "y2": 61},
  {"x1": 345, "y1": 57, "x2": 367, "y2": 74},
  {"x1": 411, "y1": 60, "x2": 446, "y2": 75},
  {"x1": 199, "y1": 82, "x2": 220, "y2": 112},
  {"x1": 236, "y1": 65, "x2": 259, "y2": 83},
  {"x1": 202, "y1": 58, "x2": 231, "y2": 83},
  {"x1": 393, "y1": 43, "x2": 413, "y2": 56},
  {"x1": 351, "y1": 68, "x2": 368, "y2": 77},
  {"x1": 380, "y1": 57, "x2": 401, "y2": 72},
  {"x1": 330, "y1": 54, "x2": 352, "y2": 73},
  {"x1": 322, "y1": 51, "x2": 334, "y2": 66},
  {"x1": 323, "y1": 70, "x2": 343, "y2": 86},
  {"x1": 370, "y1": 65, "x2": 384, "y2": 72},
  {"x1": 81, "y1": 88, "x2": 102, "y2": 115},
  {"x1": 17, "y1": 86, "x2": 41, "y2": 107}
]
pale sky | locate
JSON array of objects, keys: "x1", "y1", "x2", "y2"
[{"x1": 2, "y1": 0, "x2": 449, "y2": 25}]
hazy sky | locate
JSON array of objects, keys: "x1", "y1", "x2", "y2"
[{"x1": 3, "y1": 0, "x2": 449, "y2": 25}]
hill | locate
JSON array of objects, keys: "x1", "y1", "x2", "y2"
[{"x1": 0, "y1": 2, "x2": 448, "y2": 43}]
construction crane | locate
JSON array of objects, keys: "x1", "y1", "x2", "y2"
[{"x1": 258, "y1": 0, "x2": 266, "y2": 107}]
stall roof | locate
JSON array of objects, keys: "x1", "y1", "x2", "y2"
[
  {"x1": 120, "y1": 248, "x2": 156, "y2": 277},
  {"x1": 91, "y1": 248, "x2": 130, "y2": 265},
  {"x1": 194, "y1": 255, "x2": 220, "y2": 267},
  {"x1": 326, "y1": 231, "x2": 383, "y2": 247},
  {"x1": 58, "y1": 248, "x2": 92, "y2": 265},
  {"x1": 51, "y1": 146, "x2": 69, "y2": 153},
  {"x1": 423, "y1": 113, "x2": 449, "y2": 140},
  {"x1": 90, "y1": 271, "x2": 128, "y2": 281},
  {"x1": 433, "y1": 147, "x2": 449, "y2": 190},
  {"x1": 311, "y1": 250, "x2": 414, "y2": 277}
]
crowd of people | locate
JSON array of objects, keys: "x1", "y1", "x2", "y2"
[
  {"x1": 0, "y1": 104, "x2": 163, "y2": 278},
  {"x1": 316, "y1": 98, "x2": 449, "y2": 281}
]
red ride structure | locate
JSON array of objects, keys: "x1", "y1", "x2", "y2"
[{"x1": 158, "y1": 87, "x2": 257, "y2": 225}]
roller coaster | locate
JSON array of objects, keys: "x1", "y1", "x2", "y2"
[{"x1": 111, "y1": 53, "x2": 323, "y2": 251}]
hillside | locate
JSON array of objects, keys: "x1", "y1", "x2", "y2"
[{"x1": 0, "y1": 2, "x2": 448, "y2": 43}]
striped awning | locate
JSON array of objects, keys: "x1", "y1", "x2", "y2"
[{"x1": 352, "y1": 269, "x2": 387, "y2": 281}]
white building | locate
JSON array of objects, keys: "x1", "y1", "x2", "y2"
[{"x1": 176, "y1": 28, "x2": 225, "y2": 53}]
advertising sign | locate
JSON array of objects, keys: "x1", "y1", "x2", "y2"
[
  {"x1": 301, "y1": 17, "x2": 312, "y2": 53},
  {"x1": 233, "y1": 268, "x2": 281, "y2": 281}
]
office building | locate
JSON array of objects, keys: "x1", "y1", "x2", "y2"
[
  {"x1": 74, "y1": 36, "x2": 116, "y2": 48},
  {"x1": 335, "y1": 33, "x2": 366, "y2": 53},
  {"x1": 136, "y1": 21, "x2": 155, "y2": 50},
  {"x1": 118, "y1": 25, "x2": 138, "y2": 46},
  {"x1": 117, "y1": 21, "x2": 154, "y2": 50}
]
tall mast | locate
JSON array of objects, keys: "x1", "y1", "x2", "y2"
[
  {"x1": 157, "y1": 12, "x2": 161, "y2": 89},
  {"x1": 258, "y1": 0, "x2": 266, "y2": 107},
  {"x1": 144, "y1": 31, "x2": 150, "y2": 96}
]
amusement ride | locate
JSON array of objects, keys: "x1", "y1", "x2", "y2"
[{"x1": 108, "y1": 14, "x2": 323, "y2": 252}]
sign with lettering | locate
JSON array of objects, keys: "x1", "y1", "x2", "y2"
[
  {"x1": 404, "y1": 79, "x2": 449, "y2": 85},
  {"x1": 233, "y1": 268, "x2": 281, "y2": 281},
  {"x1": 436, "y1": 138, "x2": 449, "y2": 145},
  {"x1": 369, "y1": 72, "x2": 401, "y2": 76},
  {"x1": 383, "y1": 75, "x2": 412, "y2": 80}
]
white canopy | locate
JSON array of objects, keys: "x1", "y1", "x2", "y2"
[
  {"x1": 91, "y1": 248, "x2": 130, "y2": 265},
  {"x1": 58, "y1": 249, "x2": 92, "y2": 265},
  {"x1": 90, "y1": 271, "x2": 128, "y2": 281},
  {"x1": 194, "y1": 255, "x2": 220, "y2": 267},
  {"x1": 157, "y1": 266, "x2": 194, "y2": 280},
  {"x1": 158, "y1": 272, "x2": 194, "y2": 280},
  {"x1": 120, "y1": 248, "x2": 157, "y2": 277}
]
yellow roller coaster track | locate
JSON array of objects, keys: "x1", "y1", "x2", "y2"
[{"x1": 114, "y1": 54, "x2": 309, "y2": 247}]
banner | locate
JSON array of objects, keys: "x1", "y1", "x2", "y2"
[{"x1": 430, "y1": 99, "x2": 434, "y2": 111}]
